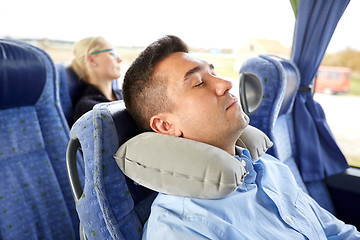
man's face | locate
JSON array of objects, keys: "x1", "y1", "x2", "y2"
[{"x1": 153, "y1": 52, "x2": 249, "y2": 153}]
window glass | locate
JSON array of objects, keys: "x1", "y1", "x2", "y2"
[
  {"x1": 327, "y1": 72, "x2": 341, "y2": 79},
  {"x1": 316, "y1": 1, "x2": 360, "y2": 167}
]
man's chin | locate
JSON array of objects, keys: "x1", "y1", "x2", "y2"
[
  {"x1": 232, "y1": 120, "x2": 249, "y2": 138},
  {"x1": 242, "y1": 113, "x2": 250, "y2": 123},
  {"x1": 238, "y1": 113, "x2": 250, "y2": 127}
]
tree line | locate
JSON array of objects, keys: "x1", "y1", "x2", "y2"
[{"x1": 323, "y1": 48, "x2": 360, "y2": 73}]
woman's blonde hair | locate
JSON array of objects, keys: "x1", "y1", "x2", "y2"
[{"x1": 71, "y1": 36, "x2": 107, "y2": 81}]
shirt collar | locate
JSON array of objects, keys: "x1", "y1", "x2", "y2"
[{"x1": 234, "y1": 147, "x2": 257, "y2": 189}]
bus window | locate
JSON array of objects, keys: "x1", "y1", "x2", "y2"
[
  {"x1": 314, "y1": 0, "x2": 360, "y2": 168},
  {"x1": 315, "y1": 66, "x2": 351, "y2": 94}
]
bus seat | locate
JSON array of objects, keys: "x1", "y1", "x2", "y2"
[
  {"x1": 239, "y1": 55, "x2": 336, "y2": 214},
  {"x1": 56, "y1": 62, "x2": 87, "y2": 127},
  {"x1": 67, "y1": 100, "x2": 156, "y2": 239},
  {"x1": 0, "y1": 39, "x2": 84, "y2": 239},
  {"x1": 56, "y1": 62, "x2": 121, "y2": 128}
]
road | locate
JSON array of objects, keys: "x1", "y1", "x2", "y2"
[{"x1": 314, "y1": 93, "x2": 360, "y2": 167}]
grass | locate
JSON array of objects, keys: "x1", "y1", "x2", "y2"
[
  {"x1": 347, "y1": 156, "x2": 360, "y2": 168},
  {"x1": 349, "y1": 75, "x2": 360, "y2": 96}
]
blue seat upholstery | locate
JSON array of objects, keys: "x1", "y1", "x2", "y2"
[
  {"x1": 0, "y1": 39, "x2": 84, "y2": 239},
  {"x1": 56, "y1": 63, "x2": 87, "y2": 127},
  {"x1": 56, "y1": 62, "x2": 121, "y2": 127},
  {"x1": 240, "y1": 55, "x2": 336, "y2": 214},
  {"x1": 69, "y1": 101, "x2": 156, "y2": 239}
]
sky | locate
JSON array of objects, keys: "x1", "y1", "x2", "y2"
[{"x1": 1, "y1": 0, "x2": 359, "y2": 53}]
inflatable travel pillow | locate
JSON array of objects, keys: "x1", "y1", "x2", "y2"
[
  {"x1": 114, "y1": 128, "x2": 272, "y2": 199},
  {"x1": 237, "y1": 125, "x2": 273, "y2": 161}
]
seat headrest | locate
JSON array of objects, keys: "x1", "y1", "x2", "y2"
[
  {"x1": 258, "y1": 55, "x2": 300, "y2": 115},
  {"x1": 239, "y1": 55, "x2": 300, "y2": 117},
  {"x1": 56, "y1": 63, "x2": 87, "y2": 107},
  {"x1": 105, "y1": 101, "x2": 154, "y2": 203},
  {"x1": 273, "y1": 57, "x2": 300, "y2": 115},
  {"x1": 0, "y1": 40, "x2": 48, "y2": 109},
  {"x1": 107, "y1": 101, "x2": 142, "y2": 146}
]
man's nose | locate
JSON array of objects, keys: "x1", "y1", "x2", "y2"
[{"x1": 214, "y1": 77, "x2": 233, "y2": 96}]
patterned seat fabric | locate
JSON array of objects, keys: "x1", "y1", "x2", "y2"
[
  {"x1": 0, "y1": 39, "x2": 84, "y2": 239},
  {"x1": 239, "y1": 55, "x2": 336, "y2": 214},
  {"x1": 70, "y1": 101, "x2": 156, "y2": 239}
]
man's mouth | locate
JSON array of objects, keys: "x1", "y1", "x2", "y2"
[{"x1": 226, "y1": 96, "x2": 239, "y2": 110}]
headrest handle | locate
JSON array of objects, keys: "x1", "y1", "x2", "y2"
[{"x1": 239, "y1": 72, "x2": 263, "y2": 115}]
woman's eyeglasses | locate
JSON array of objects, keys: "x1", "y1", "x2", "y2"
[{"x1": 90, "y1": 48, "x2": 120, "y2": 59}]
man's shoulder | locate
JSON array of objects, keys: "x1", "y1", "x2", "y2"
[
  {"x1": 258, "y1": 153, "x2": 293, "y2": 173},
  {"x1": 257, "y1": 153, "x2": 301, "y2": 194},
  {"x1": 259, "y1": 153, "x2": 282, "y2": 163},
  {"x1": 144, "y1": 194, "x2": 228, "y2": 239}
]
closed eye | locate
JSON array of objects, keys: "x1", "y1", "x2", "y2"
[
  {"x1": 109, "y1": 50, "x2": 120, "y2": 59},
  {"x1": 194, "y1": 81, "x2": 204, "y2": 87},
  {"x1": 209, "y1": 63, "x2": 216, "y2": 76}
]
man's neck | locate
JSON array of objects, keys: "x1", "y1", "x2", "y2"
[
  {"x1": 222, "y1": 130, "x2": 243, "y2": 156},
  {"x1": 215, "y1": 139, "x2": 237, "y2": 156},
  {"x1": 224, "y1": 144, "x2": 236, "y2": 156}
]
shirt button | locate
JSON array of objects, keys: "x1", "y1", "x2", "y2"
[
  {"x1": 286, "y1": 216, "x2": 293, "y2": 222},
  {"x1": 241, "y1": 160, "x2": 246, "y2": 167}
]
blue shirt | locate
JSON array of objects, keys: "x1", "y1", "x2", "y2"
[{"x1": 142, "y1": 149, "x2": 360, "y2": 239}]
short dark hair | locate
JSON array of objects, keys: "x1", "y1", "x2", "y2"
[{"x1": 122, "y1": 35, "x2": 189, "y2": 131}]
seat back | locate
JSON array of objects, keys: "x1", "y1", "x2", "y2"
[
  {"x1": 0, "y1": 39, "x2": 84, "y2": 239},
  {"x1": 56, "y1": 62, "x2": 87, "y2": 127},
  {"x1": 239, "y1": 55, "x2": 306, "y2": 192},
  {"x1": 240, "y1": 55, "x2": 336, "y2": 213},
  {"x1": 56, "y1": 62, "x2": 122, "y2": 127},
  {"x1": 68, "y1": 101, "x2": 156, "y2": 239}
]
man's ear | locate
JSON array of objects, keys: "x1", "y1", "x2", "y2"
[{"x1": 150, "y1": 113, "x2": 182, "y2": 137}]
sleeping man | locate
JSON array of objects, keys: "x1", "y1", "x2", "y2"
[{"x1": 120, "y1": 35, "x2": 360, "y2": 239}]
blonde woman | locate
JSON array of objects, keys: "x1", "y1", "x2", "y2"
[{"x1": 71, "y1": 36, "x2": 122, "y2": 122}]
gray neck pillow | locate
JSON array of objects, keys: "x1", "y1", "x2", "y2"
[{"x1": 114, "y1": 132, "x2": 248, "y2": 199}]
